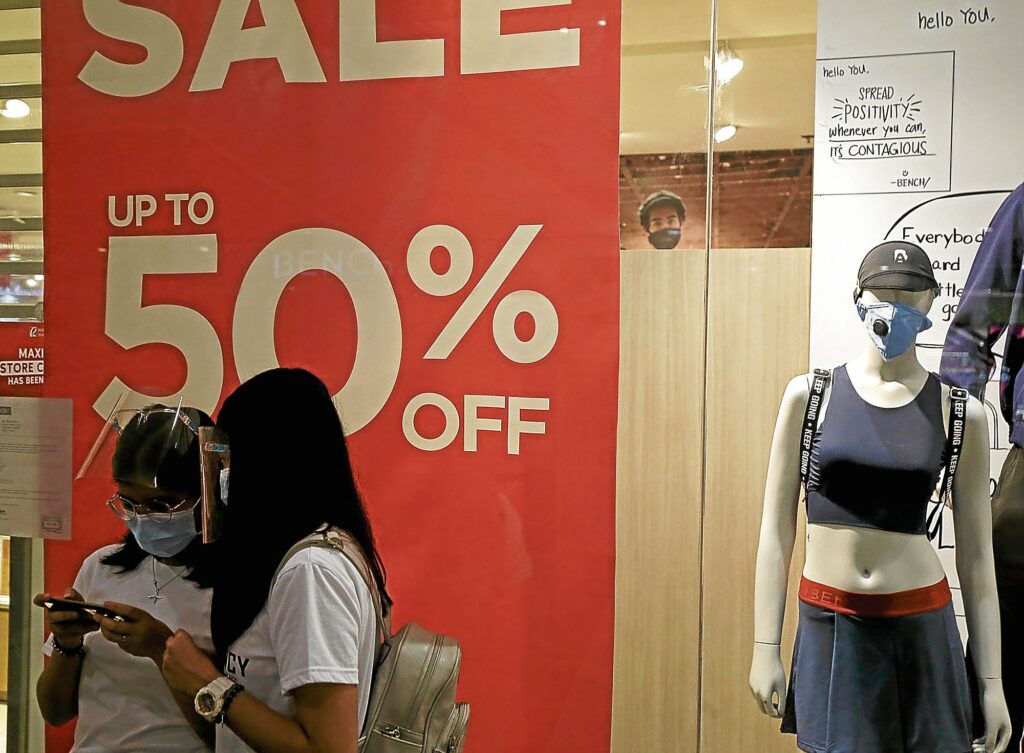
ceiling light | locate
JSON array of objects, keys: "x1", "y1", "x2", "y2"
[
  {"x1": 717, "y1": 56, "x2": 744, "y2": 86},
  {"x1": 0, "y1": 99, "x2": 30, "y2": 119},
  {"x1": 714, "y1": 125, "x2": 738, "y2": 143},
  {"x1": 559, "y1": 27, "x2": 569, "y2": 34},
  {"x1": 8, "y1": 255, "x2": 21, "y2": 261},
  {"x1": 16, "y1": 191, "x2": 34, "y2": 197},
  {"x1": 598, "y1": 19, "x2": 607, "y2": 26}
]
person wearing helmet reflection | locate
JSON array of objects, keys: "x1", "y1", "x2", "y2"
[{"x1": 639, "y1": 190, "x2": 686, "y2": 249}]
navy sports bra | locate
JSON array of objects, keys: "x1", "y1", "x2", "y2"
[{"x1": 806, "y1": 365, "x2": 947, "y2": 535}]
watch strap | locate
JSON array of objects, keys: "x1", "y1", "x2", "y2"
[{"x1": 214, "y1": 682, "x2": 244, "y2": 725}]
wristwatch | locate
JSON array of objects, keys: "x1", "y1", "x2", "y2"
[{"x1": 194, "y1": 676, "x2": 242, "y2": 723}]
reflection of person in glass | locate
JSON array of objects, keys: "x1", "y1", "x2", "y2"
[
  {"x1": 639, "y1": 190, "x2": 686, "y2": 249},
  {"x1": 941, "y1": 182, "x2": 1024, "y2": 753},
  {"x1": 752, "y1": 243, "x2": 1011, "y2": 753}
]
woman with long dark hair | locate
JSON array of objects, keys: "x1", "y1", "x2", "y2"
[
  {"x1": 162, "y1": 368, "x2": 388, "y2": 753},
  {"x1": 34, "y1": 405, "x2": 217, "y2": 751}
]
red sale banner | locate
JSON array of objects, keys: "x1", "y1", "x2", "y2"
[{"x1": 42, "y1": 2, "x2": 620, "y2": 751}]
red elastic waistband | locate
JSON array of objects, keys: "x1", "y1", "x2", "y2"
[{"x1": 799, "y1": 576, "x2": 951, "y2": 617}]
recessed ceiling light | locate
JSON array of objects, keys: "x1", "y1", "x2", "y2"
[
  {"x1": 559, "y1": 27, "x2": 569, "y2": 34},
  {"x1": 16, "y1": 191, "x2": 34, "y2": 197},
  {"x1": 598, "y1": 19, "x2": 607, "y2": 26},
  {"x1": 0, "y1": 99, "x2": 30, "y2": 119},
  {"x1": 714, "y1": 125, "x2": 738, "y2": 143}
]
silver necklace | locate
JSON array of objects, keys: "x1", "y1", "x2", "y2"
[{"x1": 148, "y1": 558, "x2": 187, "y2": 604}]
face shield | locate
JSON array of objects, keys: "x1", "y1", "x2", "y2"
[
  {"x1": 77, "y1": 398, "x2": 203, "y2": 523},
  {"x1": 198, "y1": 426, "x2": 230, "y2": 544}
]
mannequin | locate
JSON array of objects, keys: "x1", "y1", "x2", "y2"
[{"x1": 750, "y1": 242, "x2": 1012, "y2": 753}]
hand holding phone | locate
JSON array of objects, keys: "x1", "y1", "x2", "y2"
[
  {"x1": 33, "y1": 589, "x2": 108, "y2": 651},
  {"x1": 38, "y1": 597, "x2": 126, "y2": 621}
]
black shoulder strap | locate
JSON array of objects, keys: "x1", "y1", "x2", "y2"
[
  {"x1": 800, "y1": 369, "x2": 832, "y2": 491},
  {"x1": 927, "y1": 386, "x2": 970, "y2": 542}
]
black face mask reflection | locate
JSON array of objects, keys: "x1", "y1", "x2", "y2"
[{"x1": 648, "y1": 228, "x2": 682, "y2": 249}]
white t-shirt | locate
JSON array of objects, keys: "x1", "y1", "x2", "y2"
[
  {"x1": 43, "y1": 544, "x2": 214, "y2": 753},
  {"x1": 216, "y1": 545, "x2": 377, "y2": 753}
]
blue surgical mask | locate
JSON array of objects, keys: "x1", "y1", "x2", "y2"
[
  {"x1": 126, "y1": 512, "x2": 198, "y2": 558},
  {"x1": 856, "y1": 300, "x2": 932, "y2": 360}
]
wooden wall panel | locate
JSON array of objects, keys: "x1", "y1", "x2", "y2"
[
  {"x1": 612, "y1": 250, "x2": 708, "y2": 753},
  {"x1": 699, "y1": 248, "x2": 811, "y2": 753}
]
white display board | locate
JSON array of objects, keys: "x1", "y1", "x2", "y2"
[{"x1": 813, "y1": 0, "x2": 1024, "y2": 628}]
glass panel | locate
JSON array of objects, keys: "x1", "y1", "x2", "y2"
[
  {"x1": 0, "y1": 6, "x2": 45, "y2": 746},
  {"x1": 615, "y1": 1, "x2": 712, "y2": 751},
  {"x1": 710, "y1": 3, "x2": 815, "y2": 250},
  {"x1": 700, "y1": 1, "x2": 817, "y2": 752},
  {"x1": 620, "y1": 0, "x2": 712, "y2": 250}
]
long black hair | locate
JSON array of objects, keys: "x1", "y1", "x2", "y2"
[
  {"x1": 210, "y1": 368, "x2": 389, "y2": 659},
  {"x1": 100, "y1": 405, "x2": 216, "y2": 587}
]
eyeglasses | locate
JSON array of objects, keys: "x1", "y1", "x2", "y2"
[{"x1": 106, "y1": 492, "x2": 199, "y2": 523}]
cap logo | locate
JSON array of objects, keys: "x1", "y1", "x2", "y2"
[{"x1": 893, "y1": 249, "x2": 908, "y2": 264}]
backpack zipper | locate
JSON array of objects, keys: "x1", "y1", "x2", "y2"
[
  {"x1": 446, "y1": 704, "x2": 470, "y2": 753},
  {"x1": 405, "y1": 635, "x2": 442, "y2": 729}
]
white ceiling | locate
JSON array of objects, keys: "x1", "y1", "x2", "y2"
[{"x1": 0, "y1": 8, "x2": 38, "y2": 42}]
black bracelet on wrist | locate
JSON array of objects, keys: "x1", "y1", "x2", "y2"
[
  {"x1": 52, "y1": 637, "x2": 85, "y2": 658},
  {"x1": 214, "y1": 683, "x2": 244, "y2": 725}
]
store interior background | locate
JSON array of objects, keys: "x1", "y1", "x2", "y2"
[
  {"x1": 616, "y1": 0, "x2": 815, "y2": 751},
  {"x1": 0, "y1": 0, "x2": 817, "y2": 751}
]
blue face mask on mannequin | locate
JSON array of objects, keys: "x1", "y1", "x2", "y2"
[
  {"x1": 856, "y1": 300, "x2": 932, "y2": 361},
  {"x1": 126, "y1": 512, "x2": 198, "y2": 558}
]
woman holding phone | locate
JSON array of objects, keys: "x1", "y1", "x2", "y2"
[{"x1": 34, "y1": 404, "x2": 217, "y2": 752}]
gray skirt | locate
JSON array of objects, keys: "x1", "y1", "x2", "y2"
[{"x1": 781, "y1": 600, "x2": 973, "y2": 753}]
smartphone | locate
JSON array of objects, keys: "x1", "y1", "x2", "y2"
[{"x1": 39, "y1": 597, "x2": 126, "y2": 622}]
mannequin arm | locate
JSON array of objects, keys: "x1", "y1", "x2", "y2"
[
  {"x1": 749, "y1": 375, "x2": 806, "y2": 716},
  {"x1": 953, "y1": 396, "x2": 1011, "y2": 753}
]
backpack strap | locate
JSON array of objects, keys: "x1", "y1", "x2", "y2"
[
  {"x1": 927, "y1": 386, "x2": 970, "y2": 541},
  {"x1": 272, "y1": 526, "x2": 392, "y2": 647},
  {"x1": 800, "y1": 369, "x2": 832, "y2": 492}
]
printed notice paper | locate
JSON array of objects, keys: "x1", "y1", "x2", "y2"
[{"x1": 0, "y1": 397, "x2": 72, "y2": 539}]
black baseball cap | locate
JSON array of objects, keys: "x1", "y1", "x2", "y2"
[{"x1": 855, "y1": 241, "x2": 939, "y2": 298}]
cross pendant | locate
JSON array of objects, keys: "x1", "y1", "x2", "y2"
[{"x1": 147, "y1": 592, "x2": 163, "y2": 604}]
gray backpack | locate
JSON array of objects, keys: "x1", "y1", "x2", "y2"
[{"x1": 275, "y1": 527, "x2": 470, "y2": 753}]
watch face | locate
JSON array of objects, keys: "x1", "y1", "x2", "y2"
[{"x1": 196, "y1": 691, "x2": 217, "y2": 714}]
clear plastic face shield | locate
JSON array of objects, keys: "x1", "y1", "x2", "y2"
[
  {"x1": 198, "y1": 426, "x2": 230, "y2": 544},
  {"x1": 77, "y1": 398, "x2": 202, "y2": 524}
]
